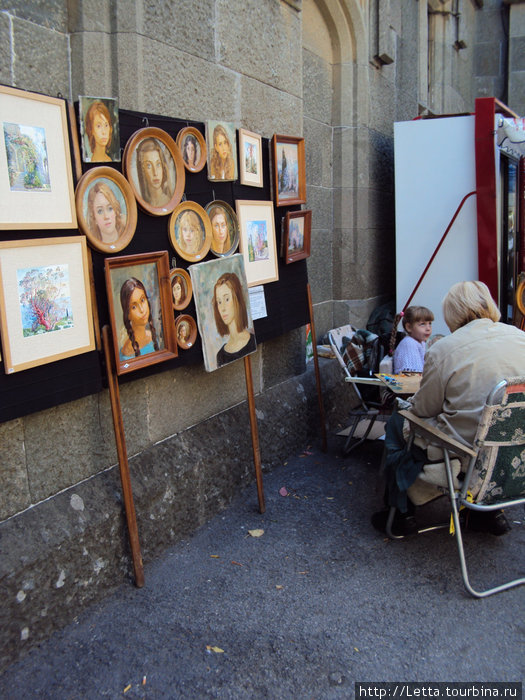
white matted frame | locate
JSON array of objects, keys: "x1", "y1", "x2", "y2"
[
  {"x1": 0, "y1": 236, "x2": 95, "y2": 373},
  {"x1": 235, "y1": 199, "x2": 279, "y2": 287},
  {"x1": 238, "y1": 128, "x2": 263, "y2": 187},
  {"x1": 0, "y1": 85, "x2": 77, "y2": 230}
]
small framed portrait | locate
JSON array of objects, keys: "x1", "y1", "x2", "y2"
[
  {"x1": 79, "y1": 96, "x2": 120, "y2": 163},
  {"x1": 168, "y1": 201, "x2": 212, "y2": 263},
  {"x1": 104, "y1": 251, "x2": 177, "y2": 375},
  {"x1": 175, "y1": 314, "x2": 197, "y2": 350},
  {"x1": 271, "y1": 134, "x2": 306, "y2": 207},
  {"x1": 282, "y1": 209, "x2": 312, "y2": 264},
  {"x1": 123, "y1": 127, "x2": 185, "y2": 216},
  {"x1": 176, "y1": 126, "x2": 206, "y2": 173},
  {"x1": 189, "y1": 254, "x2": 256, "y2": 372},
  {"x1": 75, "y1": 166, "x2": 137, "y2": 254},
  {"x1": 206, "y1": 120, "x2": 238, "y2": 182},
  {"x1": 205, "y1": 200, "x2": 240, "y2": 258},
  {"x1": 236, "y1": 199, "x2": 279, "y2": 287},
  {"x1": 170, "y1": 267, "x2": 192, "y2": 311},
  {"x1": 238, "y1": 128, "x2": 263, "y2": 188}
]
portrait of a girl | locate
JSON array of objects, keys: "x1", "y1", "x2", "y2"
[
  {"x1": 86, "y1": 180, "x2": 125, "y2": 246},
  {"x1": 119, "y1": 277, "x2": 160, "y2": 360},
  {"x1": 212, "y1": 271, "x2": 256, "y2": 367}
]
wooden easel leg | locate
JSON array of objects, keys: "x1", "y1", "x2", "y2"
[
  {"x1": 307, "y1": 283, "x2": 327, "y2": 452},
  {"x1": 102, "y1": 326, "x2": 145, "y2": 588},
  {"x1": 244, "y1": 354, "x2": 266, "y2": 513}
]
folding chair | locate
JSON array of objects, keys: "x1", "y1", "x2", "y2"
[
  {"x1": 387, "y1": 376, "x2": 525, "y2": 598},
  {"x1": 328, "y1": 325, "x2": 390, "y2": 455}
]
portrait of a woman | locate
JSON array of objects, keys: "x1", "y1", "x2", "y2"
[
  {"x1": 182, "y1": 134, "x2": 199, "y2": 168},
  {"x1": 209, "y1": 124, "x2": 236, "y2": 181},
  {"x1": 119, "y1": 277, "x2": 160, "y2": 360},
  {"x1": 171, "y1": 274, "x2": 186, "y2": 307},
  {"x1": 136, "y1": 137, "x2": 173, "y2": 207},
  {"x1": 84, "y1": 100, "x2": 113, "y2": 163},
  {"x1": 209, "y1": 205, "x2": 232, "y2": 255},
  {"x1": 212, "y1": 271, "x2": 256, "y2": 367},
  {"x1": 86, "y1": 181, "x2": 125, "y2": 246}
]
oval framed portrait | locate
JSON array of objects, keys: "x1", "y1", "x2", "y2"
[
  {"x1": 175, "y1": 314, "x2": 197, "y2": 350},
  {"x1": 169, "y1": 267, "x2": 192, "y2": 311},
  {"x1": 176, "y1": 126, "x2": 207, "y2": 174},
  {"x1": 75, "y1": 166, "x2": 137, "y2": 254},
  {"x1": 205, "y1": 199, "x2": 240, "y2": 257},
  {"x1": 168, "y1": 201, "x2": 212, "y2": 263},
  {"x1": 123, "y1": 127, "x2": 185, "y2": 216}
]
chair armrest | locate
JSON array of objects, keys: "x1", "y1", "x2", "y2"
[{"x1": 398, "y1": 410, "x2": 477, "y2": 459}]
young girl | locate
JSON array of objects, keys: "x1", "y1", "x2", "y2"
[
  {"x1": 213, "y1": 272, "x2": 256, "y2": 367},
  {"x1": 178, "y1": 210, "x2": 203, "y2": 255},
  {"x1": 119, "y1": 278, "x2": 160, "y2": 360},
  {"x1": 87, "y1": 181, "x2": 124, "y2": 245},
  {"x1": 84, "y1": 101, "x2": 113, "y2": 162},
  {"x1": 393, "y1": 305, "x2": 434, "y2": 373}
]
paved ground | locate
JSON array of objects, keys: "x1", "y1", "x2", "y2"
[{"x1": 0, "y1": 435, "x2": 524, "y2": 699}]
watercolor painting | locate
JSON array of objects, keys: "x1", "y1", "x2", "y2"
[
  {"x1": 246, "y1": 220, "x2": 269, "y2": 262},
  {"x1": 4, "y1": 122, "x2": 51, "y2": 192},
  {"x1": 17, "y1": 264, "x2": 73, "y2": 336}
]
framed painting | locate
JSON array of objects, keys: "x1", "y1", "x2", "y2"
[
  {"x1": 79, "y1": 96, "x2": 121, "y2": 163},
  {"x1": 205, "y1": 200, "x2": 239, "y2": 258},
  {"x1": 0, "y1": 85, "x2": 77, "y2": 230},
  {"x1": 170, "y1": 267, "x2": 192, "y2": 311},
  {"x1": 206, "y1": 120, "x2": 238, "y2": 182},
  {"x1": 0, "y1": 236, "x2": 95, "y2": 373},
  {"x1": 168, "y1": 201, "x2": 212, "y2": 263},
  {"x1": 235, "y1": 200, "x2": 279, "y2": 287},
  {"x1": 282, "y1": 209, "x2": 312, "y2": 264},
  {"x1": 176, "y1": 126, "x2": 206, "y2": 173},
  {"x1": 271, "y1": 134, "x2": 306, "y2": 207},
  {"x1": 189, "y1": 254, "x2": 256, "y2": 372},
  {"x1": 104, "y1": 251, "x2": 177, "y2": 375},
  {"x1": 75, "y1": 166, "x2": 137, "y2": 254},
  {"x1": 175, "y1": 314, "x2": 197, "y2": 350},
  {"x1": 123, "y1": 127, "x2": 185, "y2": 216},
  {"x1": 238, "y1": 128, "x2": 263, "y2": 188}
]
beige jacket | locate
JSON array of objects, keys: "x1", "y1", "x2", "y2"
[{"x1": 411, "y1": 318, "x2": 525, "y2": 449}]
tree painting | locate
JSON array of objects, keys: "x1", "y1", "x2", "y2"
[
  {"x1": 17, "y1": 265, "x2": 73, "y2": 336},
  {"x1": 246, "y1": 220, "x2": 269, "y2": 262}
]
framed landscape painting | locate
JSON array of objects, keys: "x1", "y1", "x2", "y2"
[
  {"x1": 0, "y1": 236, "x2": 95, "y2": 373},
  {"x1": 235, "y1": 200, "x2": 279, "y2": 287},
  {"x1": 238, "y1": 128, "x2": 263, "y2": 188},
  {"x1": 0, "y1": 85, "x2": 77, "y2": 229},
  {"x1": 282, "y1": 209, "x2": 312, "y2": 264},
  {"x1": 271, "y1": 134, "x2": 306, "y2": 207}
]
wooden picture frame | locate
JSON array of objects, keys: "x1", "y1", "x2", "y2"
[
  {"x1": 271, "y1": 134, "x2": 306, "y2": 207},
  {"x1": 0, "y1": 236, "x2": 95, "y2": 373},
  {"x1": 238, "y1": 128, "x2": 263, "y2": 187},
  {"x1": 176, "y1": 126, "x2": 206, "y2": 173},
  {"x1": 79, "y1": 96, "x2": 121, "y2": 163},
  {"x1": 104, "y1": 251, "x2": 177, "y2": 375},
  {"x1": 206, "y1": 120, "x2": 238, "y2": 182},
  {"x1": 205, "y1": 200, "x2": 240, "y2": 258},
  {"x1": 75, "y1": 166, "x2": 137, "y2": 254},
  {"x1": 123, "y1": 127, "x2": 185, "y2": 216},
  {"x1": 235, "y1": 200, "x2": 279, "y2": 287},
  {"x1": 0, "y1": 85, "x2": 77, "y2": 230},
  {"x1": 170, "y1": 267, "x2": 192, "y2": 311},
  {"x1": 282, "y1": 209, "x2": 312, "y2": 264},
  {"x1": 168, "y1": 201, "x2": 212, "y2": 263},
  {"x1": 189, "y1": 254, "x2": 256, "y2": 372},
  {"x1": 175, "y1": 314, "x2": 197, "y2": 350}
]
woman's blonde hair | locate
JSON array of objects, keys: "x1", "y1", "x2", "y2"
[{"x1": 442, "y1": 280, "x2": 500, "y2": 332}]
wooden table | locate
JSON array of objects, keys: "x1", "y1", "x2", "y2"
[{"x1": 375, "y1": 372, "x2": 421, "y2": 395}]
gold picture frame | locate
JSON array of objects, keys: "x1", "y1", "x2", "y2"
[
  {"x1": 235, "y1": 199, "x2": 279, "y2": 287},
  {"x1": 170, "y1": 267, "x2": 192, "y2": 311},
  {"x1": 176, "y1": 126, "x2": 207, "y2": 173},
  {"x1": 168, "y1": 201, "x2": 212, "y2": 263},
  {"x1": 175, "y1": 313, "x2": 197, "y2": 350},
  {"x1": 238, "y1": 128, "x2": 263, "y2": 188}
]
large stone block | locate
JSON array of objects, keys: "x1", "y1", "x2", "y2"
[
  {"x1": 310, "y1": 299, "x2": 334, "y2": 342},
  {"x1": 239, "y1": 75, "x2": 303, "y2": 136},
  {"x1": 67, "y1": 0, "x2": 112, "y2": 32},
  {"x1": 306, "y1": 183, "x2": 333, "y2": 231},
  {"x1": 303, "y1": 48, "x2": 333, "y2": 124},
  {"x1": 70, "y1": 31, "x2": 114, "y2": 98},
  {"x1": 141, "y1": 0, "x2": 215, "y2": 61},
  {"x1": 333, "y1": 126, "x2": 369, "y2": 190},
  {"x1": 217, "y1": 0, "x2": 302, "y2": 98},
  {"x1": 508, "y1": 71, "x2": 525, "y2": 117},
  {"x1": 307, "y1": 228, "x2": 333, "y2": 304},
  {"x1": 11, "y1": 17, "x2": 70, "y2": 98},
  {"x1": 474, "y1": 42, "x2": 503, "y2": 77},
  {"x1": 0, "y1": 419, "x2": 30, "y2": 520},
  {"x1": 0, "y1": 12, "x2": 11, "y2": 84},
  {"x1": 304, "y1": 117, "x2": 332, "y2": 189},
  {"x1": 0, "y1": 0, "x2": 67, "y2": 31},
  {"x1": 261, "y1": 329, "x2": 305, "y2": 389}
]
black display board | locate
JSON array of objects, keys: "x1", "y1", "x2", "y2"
[{"x1": 0, "y1": 105, "x2": 309, "y2": 423}]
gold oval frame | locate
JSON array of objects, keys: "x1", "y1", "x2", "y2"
[
  {"x1": 168, "y1": 201, "x2": 212, "y2": 263},
  {"x1": 516, "y1": 275, "x2": 525, "y2": 316},
  {"x1": 75, "y1": 166, "x2": 137, "y2": 254},
  {"x1": 205, "y1": 199, "x2": 240, "y2": 258},
  {"x1": 176, "y1": 126, "x2": 207, "y2": 173},
  {"x1": 169, "y1": 267, "x2": 192, "y2": 311},
  {"x1": 123, "y1": 127, "x2": 185, "y2": 216},
  {"x1": 175, "y1": 314, "x2": 197, "y2": 350}
]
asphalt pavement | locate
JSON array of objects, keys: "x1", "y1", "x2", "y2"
[{"x1": 0, "y1": 434, "x2": 523, "y2": 699}]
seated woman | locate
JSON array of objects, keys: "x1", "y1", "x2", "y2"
[{"x1": 373, "y1": 280, "x2": 525, "y2": 536}]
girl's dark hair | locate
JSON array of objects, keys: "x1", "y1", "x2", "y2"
[
  {"x1": 213, "y1": 272, "x2": 248, "y2": 336},
  {"x1": 389, "y1": 305, "x2": 434, "y2": 355},
  {"x1": 171, "y1": 274, "x2": 186, "y2": 304},
  {"x1": 183, "y1": 134, "x2": 198, "y2": 165},
  {"x1": 120, "y1": 277, "x2": 159, "y2": 356}
]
